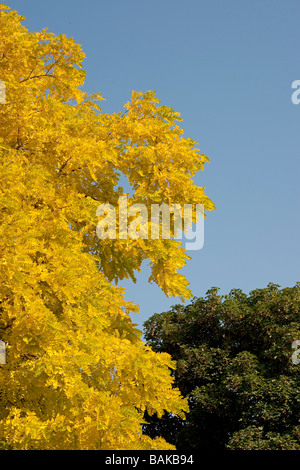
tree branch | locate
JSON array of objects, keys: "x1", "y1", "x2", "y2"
[{"x1": 20, "y1": 73, "x2": 55, "y2": 83}]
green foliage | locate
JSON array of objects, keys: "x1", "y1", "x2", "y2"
[{"x1": 143, "y1": 283, "x2": 300, "y2": 450}]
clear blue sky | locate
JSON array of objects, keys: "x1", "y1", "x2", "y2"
[{"x1": 6, "y1": 0, "x2": 300, "y2": 332}]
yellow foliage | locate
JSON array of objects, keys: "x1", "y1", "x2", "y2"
[{"x1": 0, "y1": 4, "x2": 214, "y2": 449}]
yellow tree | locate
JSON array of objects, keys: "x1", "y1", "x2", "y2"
[{"x1": 0, "y1": 4, "x2": 215, "y2": 449}]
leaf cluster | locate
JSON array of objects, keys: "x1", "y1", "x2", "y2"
[{"x1": 143, "y1": 283, "x2": 300, "y2": 450}]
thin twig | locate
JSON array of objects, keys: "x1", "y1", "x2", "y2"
[{"x1": 20, "y1": 73, "x2": 55, "y2": 83}]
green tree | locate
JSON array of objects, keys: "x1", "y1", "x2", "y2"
[{"x1": 143, "y1": 283, "x2": 300, "y2": 450}]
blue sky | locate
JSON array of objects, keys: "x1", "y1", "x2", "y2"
[{"x1": 6, "y1": 0, "x2": 300, "y2": 332}]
